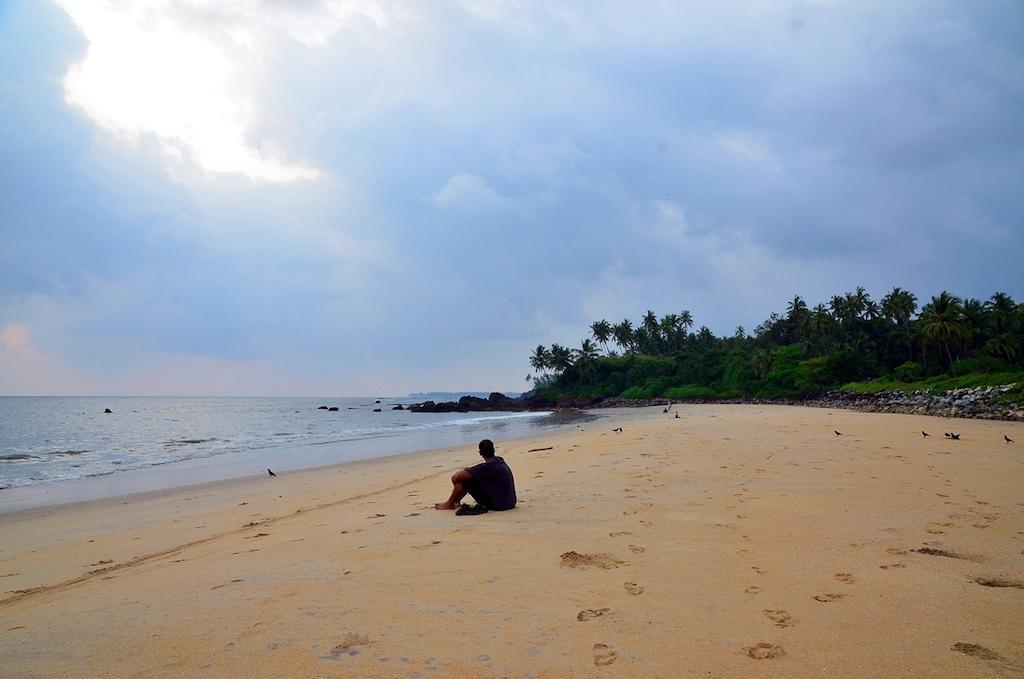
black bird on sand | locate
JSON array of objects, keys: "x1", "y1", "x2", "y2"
[
  {"x1": 267, "y1": 468, "x2": 277, "y2": 477},
  {"x1": 613, "y1": 427, "x2": 623, "y2": 433},
  {"x1": 921, "y1": 431, "x2": 930, "y2": 438},
  {"x1": 943, "y1": 433, "x2": 951, "y2": 439},
  {"x1": 674, "y1": 412, "x2": 680, "y2": 419},
  {"x1": 1006, "y1": 435, "x2": 1015, "y2": 444},
  {"x1": 950, "y1": 433, "x2": 960, "y2": 440},
  {"x1": 834, "y1": 430, "x2": 843, "y2": 437}
]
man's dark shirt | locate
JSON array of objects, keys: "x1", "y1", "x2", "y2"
[{"x1": 464, "y1": 456, "x2": 516, "y2": 510}]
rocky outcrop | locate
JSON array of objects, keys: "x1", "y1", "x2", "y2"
[
  {"x1": 408, "y1": 392, "x2": 553, "y2": 413},
  {"x1": 803, "y1": 385, "x2": 1022, "y2": 421}
]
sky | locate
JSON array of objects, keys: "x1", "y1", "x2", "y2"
[{"x1": 1, "y1": 0, "x2": 1022, "y2": 396}]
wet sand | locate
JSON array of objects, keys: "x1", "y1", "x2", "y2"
[{"x1": 1, "y1": 405, "x2": 1022, "y2": 677}]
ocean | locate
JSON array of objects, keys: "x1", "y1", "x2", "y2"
[{"x1": 0, "y1": 396, "x2": 578, "y2": 509}]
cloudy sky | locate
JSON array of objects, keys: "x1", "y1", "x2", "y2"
[{"x1": 1, "y1": 1, "x2": 1022, "y2": 396}]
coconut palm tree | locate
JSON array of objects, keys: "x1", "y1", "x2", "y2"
[
  {"x1": 920, "y1": 292, "x2": 964, "y2": 370},
  {"x1": 529, "y1": 345, "x2": 551, "y2": 376},
  {"x1": 590, "y1": 319, "x2": 613, "y2": 355},
  {"x1": 613, "y1": 319, "x2": 635, "y2": 354},
  {"x1": 982, "y1": 333, "x2": 1021, "y2": 362},
  {"x1": 678, "y1": 309, "x2": 694, "y2": 333},
  {"x1": 960, "y1": 298, "x2": 987, "y2": 356},
  {"x1": 881, "y1": 287, "x2": 918, "y2": 360},
  {"x1": 986, "y1": 292, "x2": 1017, "y2": 334},
  {"x1": 659, "y1": 313, "x2": 679, "y2": 351},
  {"x1": 548, "y1": 344, "x2": 574, "y2": 373}
]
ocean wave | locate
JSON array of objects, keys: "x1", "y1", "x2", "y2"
[
  {"x1": 0, "y1": 454, "x2": 40, "y2": 461},
  {"x1": 162, "y1": 438, "x2": 217, "y2": 447}
]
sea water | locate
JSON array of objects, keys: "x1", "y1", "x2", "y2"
[{"x1": 0, "y1": 396, "x2": 571, "y2": 505}]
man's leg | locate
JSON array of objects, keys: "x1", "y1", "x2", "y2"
[
  {"x1": 434, "y1": 480, "x2": 469, "y2": 510},
  {"x1": 462, "y1": 479, "x2": 493, "y2": 509}
]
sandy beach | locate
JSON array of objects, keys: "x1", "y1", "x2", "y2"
[{"x1": 1, "y1": 404, "x2": 1022, "y2": 677}]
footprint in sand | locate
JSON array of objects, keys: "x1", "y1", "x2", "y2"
[
  {"x1": 886, "y1": 548, "x2": 908, "y2": 556},
  {"x1": 752, "y1": 566, "x2": 766, "y2": 575},
  {"x1": 324, "y1": 633, "x2": 372, "y2": 659},
  {"x1": 593, "y1": 643, "x2": 618, "y2": 666},
  {"x1": 628, "y1": 545, "x2": 646, "y2": 554},
  {"x1": 609, "y1": 531, "x2": 632, "y2": 537},
  {"x1": 577, "y1": 608, "x2": 610, "y2": 621},
  {"x1": 745, "y1": 586, "x2": 761, "y2": 595},
  {"x1": 973, "y1": 577, "x2": 1024, "y2": 589},
  {"x1": 745, "y1": 643, "x2": 785, "y2": 660},
  {"x1": 211, "y1": 579, "x2": 244, "y2": 591},
  {"x1": 834, "y1": 573, "x2": 854, "y2": 584},
  {"x1": 813, "y1": 593, "x2": 845, "y2": 603},
  {"x1": 952, "y1": 642, "x2": 1024, "y2": 673},
  {"x1": 560, "y1": 552, "x2": 626, "y2": 570},
  {"x1": 762, "y1": 610, "x2": 792, "y2": 627},
  {"x1": 624, "y1": 582, "x2": 644, "y2": 595},
  {"x1": 880, "y1": 562, "x2": 906, "y2": 570}
]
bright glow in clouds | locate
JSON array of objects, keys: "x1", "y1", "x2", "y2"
[
  {"x1": 57, "y1": 0, "x2": 334, "y2": 182},
  {"x1": 0, "y1": 323, "x2": 30, "y2": 351}
]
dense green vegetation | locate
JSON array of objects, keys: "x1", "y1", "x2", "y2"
[{"x1": 526, "y1": 289, "x2": 1024, "y2": 401}]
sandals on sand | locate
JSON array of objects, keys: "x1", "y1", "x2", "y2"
[{"x1": 455, "y1": 503, "x2": 489, "y2": 516}]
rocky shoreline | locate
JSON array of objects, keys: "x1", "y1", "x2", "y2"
[
  {"x1": 408, "y1": 385, "x2": 1023, "y2": 421},
  {"x1": 575, "y1": 384, "x2": 1024, "y2": 422}
]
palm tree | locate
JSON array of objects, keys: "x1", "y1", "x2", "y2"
[
  {"x1": 659, "y1": 313, "x2": 680, "y2": 352},
  {"x1": 881, "y1": 287, "x2": 917, "y2": 325},
  {"x1": 678, "y1": 309, "x2": 694, "y2": 332},
  {"x1": 642, "y1": 310, "x2": 659, "y2": 335},
  {"x1": 986, "y1": 292, "x2": 1017, "y2": 334},
  {"x1": 576, "y1": 339, "x2": 600, "y2": 363},
  {"x1": 852, "y1": 287, "x2": 871, "y2": 319},
  {"x1": 961, "y1": 298, "x2": 987, "y2": 356},
  {"x1": 881, "y1": 287, "x2": 918, "y2": 360},
  {"x1": 529, "y1": 345, "x2": 551, "y2": 376},
  {"x1": 548, "y1": 344, "x2": 574, "y2": 373},
  {"x1": 528, "y1": 346, "x2": 552, "y2": 376},
  {"x1": 786, "y1": 295, "x2": 808, "y2": 320},
  {"x1": 613, "y1": 319, "x2": 635, "y2": 354},
  {"x1": 590, "y1": 320, "x2": 613, "y2": 355},
  {"x1": 919, "y1": 292, "x2": 964, "y2": 370},
  {"x1": 982, "y1": 333, "x2": 1021, "y2": 362},
  {"x1": 786, "y1": 295, "x2": 809, "y2": 343}
]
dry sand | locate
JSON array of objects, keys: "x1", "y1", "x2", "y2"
[{"x1": 1, "y1": 404, "x2": 1022, "y2": 677}]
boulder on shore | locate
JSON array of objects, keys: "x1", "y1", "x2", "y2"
[{"x1": 408, "y1": 392, "x2": 548, "y2": 413}]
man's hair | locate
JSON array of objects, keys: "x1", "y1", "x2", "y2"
[{"x1": 478, "y1": 439, "x2": 495, "y2": 457}]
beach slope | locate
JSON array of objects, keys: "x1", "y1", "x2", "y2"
[{"x1": 2, "y1": 405, "x2": 1022, "y2": 677}]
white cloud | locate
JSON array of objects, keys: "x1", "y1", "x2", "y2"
[
  {"x1": 431, "y1": 173, "x2": 509, "y2": 212},
  {"x1": 717, "y1": 132, "x2": 781, "y2": 172},
  {"x1": 55, "y1": 0, "x2": 401, "y2": 182}
]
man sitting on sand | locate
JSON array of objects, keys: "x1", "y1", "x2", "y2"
[{"x1": 434, "y1": 439, "x2": 516, "y2": 514}]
